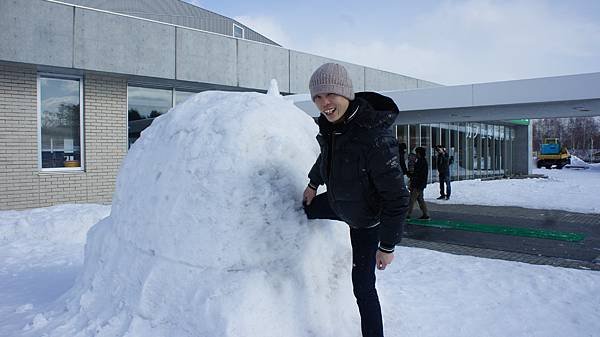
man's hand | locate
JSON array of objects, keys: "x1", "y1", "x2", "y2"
[
  {"x1": 303, "y1": 186, "x2": 317, "y2": 205},
  {"x1": 376, "y1": 250, "x2": 394, "y2": 270}
]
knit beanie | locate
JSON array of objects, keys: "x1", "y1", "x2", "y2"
[{"x1": 309, "y1": 63, "x2": 355, "y2": 101}]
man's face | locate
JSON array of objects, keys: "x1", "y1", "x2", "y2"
[{"x1": 313, "y1": 93, "x2": 350, "y2": 124}]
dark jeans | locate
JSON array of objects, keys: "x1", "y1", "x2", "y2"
[
  {"x1": 304, "y1": 193, "x2": 384, "y2": 337},
  {"x1": 439, "y1": 175, "x2": 451, "y2": 197}
]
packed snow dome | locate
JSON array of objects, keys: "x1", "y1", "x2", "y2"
[{"x1": 32, "y1": 85, "x2": 358, "y2": 337}]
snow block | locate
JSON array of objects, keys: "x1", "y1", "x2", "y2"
[{"x1": 34, "y1": 91, "x2": 358, "y2": 337}]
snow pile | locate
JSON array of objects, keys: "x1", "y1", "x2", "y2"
[
  {"x1": 0, "y1": 204, "x2": 110, "y2": 245},
  {"x1": 0, "y1": 204, "x2": 110, "y2": 268},
  {"x1": 568, "y1": 154, "x2": 589, "y2": 167},
  {"x1": 33, "y1": 90, "x2": 357, "y2": 337}
]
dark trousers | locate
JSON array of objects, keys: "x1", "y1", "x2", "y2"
[
  {"x1": 304, "y1": 193, "x2": 384, "y2": 337},
  {"x1": 439, "y1": 175, "x2": 451, "y2": 197}
]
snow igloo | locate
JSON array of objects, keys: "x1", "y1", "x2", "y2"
[{"x1": 32, "y1": 86, "x2": 359, "y2": 337}]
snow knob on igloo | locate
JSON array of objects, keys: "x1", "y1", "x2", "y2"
[{"x1": 33, "y1": 86, "x2": 360, "y2": 337}]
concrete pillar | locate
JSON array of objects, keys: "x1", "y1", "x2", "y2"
[{"x1": 512, "y1": 124, "x2": 532, "y2": 175}]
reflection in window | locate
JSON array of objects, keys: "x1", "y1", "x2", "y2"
[
  {"x1": 39, "y1": 76, "x2": 82, "y2": 169},
  {"x1": 128, "y1": 86, "x2": 172, "y2": 146}
]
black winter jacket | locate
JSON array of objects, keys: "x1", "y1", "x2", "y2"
[
  {"x1": 308, "y1": 92, "x2": 409, "y2": 251},
  {"x1": 436, "y1": 152, "x2": 450, "y2": 177},
  {"x1": 410, "y1": 157, "x2": 429, "y2": 190}
]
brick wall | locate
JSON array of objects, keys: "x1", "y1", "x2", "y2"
[
  {"x1": 0, "y1": 63, "x2": 127, "y2": 210},
  {"x1": 83, "y1": 74, "x2": 127, "y2": 204}
]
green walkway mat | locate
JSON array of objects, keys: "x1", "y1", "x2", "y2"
[{"x1": 407, "y1": 219, "x2": 585, "y2": 242}]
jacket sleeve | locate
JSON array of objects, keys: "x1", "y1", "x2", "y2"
[
  {"x1": 367, "y1": 136, "x2": 410, "y2": 252},
  {"x1": 308, "y1": 153, "x2": 324, "y2": 188},
  {"x1": 399, "y1": 153, "x2": 408, "y2": 175}
]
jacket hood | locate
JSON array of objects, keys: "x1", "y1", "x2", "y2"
[
  {"x1": 353, "y1": 92, "x2": 400, "y2": 129},
  {"x1": 317, "y1": 92, "x2": 400, "y2": 133}
]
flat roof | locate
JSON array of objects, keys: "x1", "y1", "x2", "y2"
[{"x1": 290, "y1": 72, "x2": 600, "y2": 123}]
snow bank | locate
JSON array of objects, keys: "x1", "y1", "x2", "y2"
[
  {"x1": 568, "y1": 154, "x2": 590, "y2": 167},
  {"x1": 0, "y1": 201, "x2": 110, "y2": 269},
  {"x1": 33, "y1": 90, "x2": 357, "y2": 336},
  {"x1": 427, "y1": 160, "x2": 600, "y2": 213},
  {"x1": 0, "y1": 204, "x2": 110, "y2": 245},
  {"x1": 0, "y1": 204, "x2": 111, "y2": 269}
]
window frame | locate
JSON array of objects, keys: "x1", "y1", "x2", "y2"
[
  {"x1": 37, "y1": 73, "x2": 85, "y2": 172},
  {"x1": 233, "y1": 23, "x2": 244, "y2": 39}
]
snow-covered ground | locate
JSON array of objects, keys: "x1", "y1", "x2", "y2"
[
  {"x1": 2, "y1": 201, "x2": 599, "y2": 337},
  {"x1": 426, "y1": 158, "x2": 600, "y2": 214},
  {"x1": 0, "y1": 204, "x2": 111, "y2": 335},
  {"x1": 1, "y1": 88, "x2": 599, "y2": 336}
]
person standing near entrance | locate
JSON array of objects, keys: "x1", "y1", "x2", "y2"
[
  {"x1": 406, "y1": 147, "x2": 430, "y2": 220},
  {"x1": 398, "y1": 142, "x2": 409, "y2": 176},
  {"x1": 435, "y1": 145, "x2": 451, "y2": 200},
  {"x1": 302, "y1": 62, "x2": 409, "y2": 337}
]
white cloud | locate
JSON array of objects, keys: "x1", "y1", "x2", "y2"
[{"x1": 302, "y1": 0, "x2": 600, "y2": 85}]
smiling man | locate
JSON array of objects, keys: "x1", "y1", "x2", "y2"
[{"x1": 302, "y1": 63, "x2": 409, "y2": 337}]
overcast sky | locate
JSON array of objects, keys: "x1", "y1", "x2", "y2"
[{"x1": 183, "y1": 0, "x2": 600, "y2": 86}]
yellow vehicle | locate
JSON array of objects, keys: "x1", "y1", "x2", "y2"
[{"x1": 536, "y1": 138, "x2": 571, "y2": 169}]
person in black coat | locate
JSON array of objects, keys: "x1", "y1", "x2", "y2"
[
  {"x1": 407, "y1": 147, "x2": 430, "y2": 220},
  {"x1": 302, "y1": 63, "x2": 409, "y2": 337},
  {"x1": 435, "y1": 145, "x2": 452, "y2": 200},
  {"x1": 398, "y1": 142, "x2": 409, "y2": 176}
]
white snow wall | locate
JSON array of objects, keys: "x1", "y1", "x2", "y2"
[{"x1": 34, "y1": 91, "x2": 358, "y2": 337}]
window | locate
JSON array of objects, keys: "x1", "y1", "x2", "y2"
[
  {"x1": 127, "y1": 86, "x2": 199, "y2": 146},
  {"x1": 233, "y1": 23, "x2": 244, "y2": 39},
  {"x1": 127, "y1": 86, "x2": 172, "y2": 146},
  {"x1": 38, "y1": 75, "x2": 83, "y2": 170}
]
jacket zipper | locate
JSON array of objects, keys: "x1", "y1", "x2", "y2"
[
  {"x1": 328, "y1": 131, "x2": 341, "y2": 213},
  {"x1": 328, "y1": 132, "x2": 337, "y2": 192}
]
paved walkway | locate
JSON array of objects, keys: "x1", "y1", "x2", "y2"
[{"x1": 400, "y1": 203, "x2": 600, "y2": 271}]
